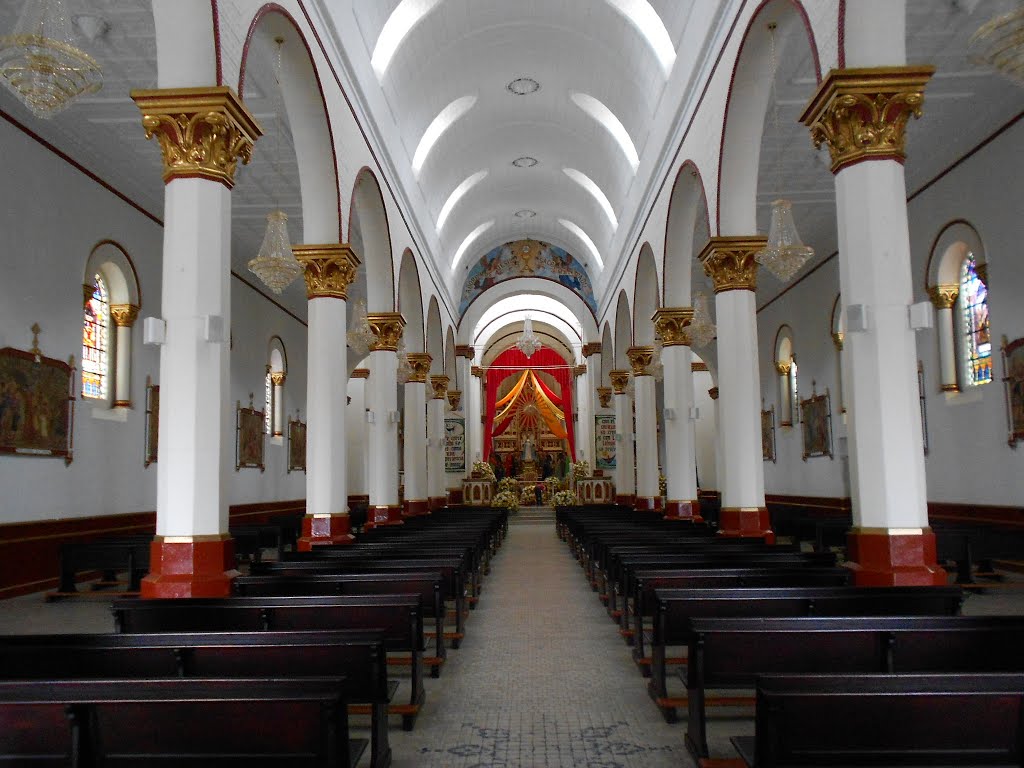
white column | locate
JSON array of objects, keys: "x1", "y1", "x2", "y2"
[
  {"x1": 346, "y1": 371, "x2": 369, "y2": 500},
  {"x1": 403, "y1": 353, "x2": 431, "y2": 516},
  {"x1": 609, "y1": 371, "x2": 635, "y2": 505},
  {"x1": 709, "y1": 386, "x2": 723, "y2": 493},
  {"x1": 777, "y1": 362, "x2": 793, "y2": 426},
  {"x1": 574, "y1": 365, "x2": 592, "y2": 465},
  {"x1": 699, "y1": 237, "x2": 772, "y2": 540},
  {"x1": 366, "y1": 313, "x2": 405, "y2": 528},
  {"x1": 929, "y1": 287, "x2": 959, "y2": 392},
  {"x1": 271, "y1": 372, "x2": 286, "y2": 437},
  {"x1": 109, "y1": 305, "x2": 139, "y2": 408},
  {"x1": 455, "y1": 347, "x2": 475, "y2": 470},
  {"x1": 469, "y1": 366, "x2": 483, "y2": 464},
  {"x1": 428, "y1": 375, "x2": 449, "y2": 509},
  {"x1": 655, "y1": 308, "x2": 701, "y2": 521},
  {"x1": 628, "y1": 347, "x2": 659, "y2": 511}
]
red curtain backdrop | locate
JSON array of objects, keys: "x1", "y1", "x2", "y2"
[{"x1": 483, "y1": 346, "x2": 575, "y2": 462}]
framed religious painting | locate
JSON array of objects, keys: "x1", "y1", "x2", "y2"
[
  {"x1": 1003, "y1": 336, "x2": 1024, "y2": 448},
  {"x1": 800, "y1": 384, "x2": 833, "y2": 461},
  {"x1": 144, "y1": 375, "x2": 159, "y2": 467},
  {"x1": 287, "y1": 413, "x2": 306, "y2": 473},
  {"x1": 0, "y1": 328, "x2": 76, "y2": 465},
  {"x1": 761, "y1": 404, "x2": 776, "y2": 463},
  {"x1": 236, "y1": 394, "x2": 265, "y2": 472}
]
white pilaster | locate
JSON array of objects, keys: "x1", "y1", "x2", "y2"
[
  {"x1": 368, "y1": 348, "x2": 400, "y2": 508},
  {"x1": 662, "y1": 345, "x2": 698, "y2": 504},
  {"x1": 633, "y1": 372, "x2": 659, "y2": 508},
  {"x1": 403, "y1": 378, "x2": 428, "y2": 509},
  {"x1": 427, "y1": 377, "x2": 448, "y2": 506},
  {"x1": 306, "y1": 297, "x2": 347, "y2": 516}
]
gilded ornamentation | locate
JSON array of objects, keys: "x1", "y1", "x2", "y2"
[
  {"x1": 471, "y1": 365, "x2": 483, "y2": 378},
  {"x1": 652, "y1": 308, "x2": 694, "y2": 347},
  {"x1": 131, "y1": 87, "x2": 262, "y2": 188},
  {"x1": 832, "y1": 332, "x2": 845, "y2": 351},
  {"x1": 294, "y1": 244, "x2": 359, "y2": 300},
  {"x1": 596, "y1": 387, "x2": 612, "y2": 408},
  {"x1": 698, "y1": 236, "x2": 767, "y2": 293},
  {"x1": 407, "y1": 353, "x2": 432, "y2": 383},
  {"x1": 573, "y1": 364, "x2": 587, "y2": 377},
  {"x1": 582, "y1": 342, "x2": 603, "y2": 357},
  {"x1": 708, "y1": 386, "x2": 719, "y2": 400},
  {"x1": 350, "y1": 368, "x2": 370, "y2": 379},
  {"x1": 692, "y1": 362, "x2": 709, "y2": 372},
  {"x1": 928, "y1": 284, "x2": 959, "y2": 310},
  {"x1": 626, "y1": 346, "x2": 655, "y2": 377},
  {"x1": 455, "y1": 345, "x2": 475, "y2": 360},
  {"x1": 366, "y1": 312, "x2": 406, "y2": 352},
  {"x1": 430, "y1": 375, "x2": 449, "y2": 400},
  {"x1": 109, "y1": 304, "x2": 140, "y2": 328},
  {"x1": 609, "y1": 370, "x2": 631, "y2": 394},
  {"x1": 776, "y1": 361, "x2": 792, "y2": 376},
  {"x1": 270, "y1": 371, "x2": 286, "y2": 387},
  {"x1": 799, "y1": 67, "x2": 934, "y2": 174},
  {"x1": 448, "y1": 390, "x2": 462, "y2": 410}
]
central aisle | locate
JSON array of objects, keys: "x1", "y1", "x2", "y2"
[{"x1": 389, "y1": 521, "x2": 706, "y2": 767}]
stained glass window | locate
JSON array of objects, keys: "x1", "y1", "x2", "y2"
[
  {"x1": 82, "y1": 273, "x2": 109, "y2": 399},
  {"x1": 960, "y1": 252, "x2": 992, "y2": 386}
]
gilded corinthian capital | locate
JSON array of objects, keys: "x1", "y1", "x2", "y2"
[
  {"x1": 928, "y1": 284, "x2": 959, "y2": 310},
  {"x1": 294, "y1": 244, "x2": 359, "y2": 300},
  {"x1": 626, "y1": 346, "x2": 655, "y2": 377},
  {"x1": 109, "y1": 304, "x2": 140, "y2": 328},
  {"x1": 131, "y1": 86, "x2": 262, "y2": 188},
  {"x1": 406, "y1": 353, "x2": 432, "y2": 383},
  {"x1": 653, "y1": 307, "x2": 694, "y2": 347},
  {"x1": 698, "y1": 236, "x2": 767, "y2": 293},
  {"x1": 597, "y1": 386, "x2": 612, "y2": 408},
  {"x1": 367, "y1": 312, "x2": 406, "y2": 352},
  {"x1": 799, "y1": 66, "x2": 934, "y2": 174},
  {"x1": 609, "y1": 370, "x2": 631, "y2": 394},
  {"x1": 582, "y1": 342, "x2": 603, "y2": 357},
  {"x1": 430, "y1": 375, "x2": 449, "y2": 400},
  {"x1": 448, "y1": 390, "x2": 462, "y2": 411}
]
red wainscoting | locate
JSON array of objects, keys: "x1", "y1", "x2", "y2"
[{"x1": 0, "y1": 500, "x2": 305, "y2": 600}]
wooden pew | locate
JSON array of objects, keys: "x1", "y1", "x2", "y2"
[
  {"x1": 0, "y1": 677, "x2": 363, "y2": 767},
  {"x1": 112, "y1": 593, "x2": 427, "y2": 730},
  {"x1": 683, "y1": 614, "x2": 1024, "y2": 759},
  {"x1": 647, "y1": 585, "x2": 964, "y2": 722},
  {"x1": 233, "y1": 570, "x2": 448, "y2": 677},
  {"x1": 733, "y1": 672, "x2": 1024, "y2": 767},
  {"x1": 49, "y1": 537, "x2": 152, "y2": 598},
  {"x1": 0, "y1": 630, "x2": 392, "y2": 768}
]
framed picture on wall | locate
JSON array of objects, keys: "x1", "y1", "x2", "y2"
[
  {"x1": 144, "y1": 376, "x2": 158, "y2": 467},
  {"x1": 761, "y1": 404, "x2": 776, "y2": 463},
  {"x1": 236, "y1": 395, "x2": 265, "y2": 472},
  {"x1": 1003, "y1": 336, "x2": 1024, "y2": 448},
  {"x1": 287, "y1": 414, "x2": 306, "y2": 473},
  {"x1": 800, "y1": 384, "x2": 833, "y2": 461}
]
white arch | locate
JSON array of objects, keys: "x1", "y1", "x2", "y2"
[
  {"x1": 371, "y1": 0, "x2": 444, "y2": 78},
  {"x1": 570, "y1": 92, "x2": 639, "y2": 172},
  {"x1": 451, "y1": 220, "x2": 495, "y2": 270},
  {"x1": 603, "y1": 0, "x2": 675, "y2": 76},
  {"x1": 458, "y1": 278, "x2": 598, "y2": 344},
  {"x1": 558, "y1": 219, "x2": 604, "y2": 271},
  {"x1": 413, "y1": 94, "x2": 477, "y2": 177},
  {"x1": 564, "y1": 167, "x2": 618, "y2": 230},
  {"x1": 437, "y1": 170, "x2": 488, "y2": 232}
]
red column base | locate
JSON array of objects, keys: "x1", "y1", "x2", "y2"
[
  {"x1": 664, "y1": 499, "x2": 703, "y2": 522},
  {"x1": 404, "y1": 499, "x2": 430, "y2": 517},
  {"x1": 634, "y1": 496, "x2": 662, "y2": 512},
  {"x1": 845, "y1": 528, "x2": 948, "y2": 586},
  {"x1": 140, "y1": 535, "x2": 239, "y2": 598},
  {"x1": 364, "y1": 505, "x2": 404, "y2": 530},
  {"x1": 428, "y1": 497, "x2": 447, "y2": 511},
  {"x1": 296, "y1": 514, "x2": 355, "y2": 551},
  {"x1": 718, "y1": 507, "x2": 775, "y2": 544},
  {"x1": 615, "y1": 494, "x2": 635, "y2": 507}
]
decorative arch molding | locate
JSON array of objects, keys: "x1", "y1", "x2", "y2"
[
  {"x1": 717, "y1": 0, "x2": 822, "y2": 236},
  {"x1": 633, "y1": 242, "x2": 661, "y2": 344},
  {"x1": 426, "y1": 296, "x2": 444, "y2": 375},
  {"x1": 85, "y1": 240, "x2": 141, "y2": 308},
  {"x1": 397, "y1": 248, "x2": 425, "y2": 352},
  {"x1": 349, "y1": 167, "x2": 396, "y2": 310},
  {"x1": 457, "y1": 278, "x2": 598, "y2": 343},
  {"x1": 663, "y1": 160, "x2": 712, "y2": 306},
  {"x1": 265, "y1": 335, "x2": 288, "y2": 437},
  {"x1": 238, "y1": 4, "x2": 341, "y2": 244},
  {"x1": 925, "y1": 219, "x2": 987, "y2": 291},
  {"x1": 773, "y1": 323, "x2": 798, "y2": 426},
  {"x1": 613, "y1": 290, "x2": 632, "y2": 370}
]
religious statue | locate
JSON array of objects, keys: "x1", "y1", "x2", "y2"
[{"x1": 521, "y1": 436, "x2": 535, "y2": 462}]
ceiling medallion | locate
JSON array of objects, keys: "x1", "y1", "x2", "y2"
[
  {"x1": 514, "y1": 209, "x2": 536, "y2": 218},
  {"x1": 506, "y1": 77, "x2": 540, "y2": 95},
  {"x1": 511, "y1": 156, "x2": 538, "y2": 168}
]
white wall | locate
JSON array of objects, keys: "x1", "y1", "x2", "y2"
[{"x1": 0, "y1": 117, "x2": 308, "y2": 524}]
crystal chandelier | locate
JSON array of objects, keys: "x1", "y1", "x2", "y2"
[
  {"x1": 969, "y1": 5, "x2": 1024, "y2": 87},
  {"x1": 516, "y1": 315, "x2": 542, "y2": 357},
  {"x1": 247, "y1": 38, "x2": 303, "y2": 295},
  {"x1": 754, "y1": 22, "x2": 814, "y2": 283},
  {"x1": 688, "y1": 291, "x2": 716, "y2": 348},
  {"x1": 346, "y1": 298, "x2": 375, "y2": 358},
  {"x1": 0, "y1": 0, "x2": 103, "y2": 118}
]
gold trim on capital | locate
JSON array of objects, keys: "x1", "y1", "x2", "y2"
[
  {"x1": 708, "y1": 386, "x2": 719, "y2": 400},
  {"x1": 692, "y1": 362, "x2": 709, "y2": 372},
  {"x1": 350, "y1": 368, "x2": 370, "y2": 379},
  {"x1": 832, "y1": 332, "x2": 845, "y2": 351},
  {"x1": 407, "y1": 353, "x2": 432, "y2": 383},
  {"x1": 941, "y1": 383, "x2": 960, "y2": 393},
  {"x1": 131, "y1": 86, "x2": 262, "y2": 188},
  {"x1": 573, "y1": 364, "x2": 587, "y2": 377},
  {"x1": 270, "y1": 371, "x2": 286, "y2": 387},
  {"x1": 471, "y1": 365, "x2": 483, "y2": 378},
  {"x1": 367, "y1": 312, "x2": 405, "y2": 352},
  {"x1": 597, "y1": 386, "x2": 612, "y2": 408},
  {"x1": 430, "y1": 375, "x2": 449, "y2": 400},
  {"x1": 454, "y1": 345, "x2": 475, "y2": 360},
  {"x1": 294, "y1": 244, "x2": 359, "y2": 300},
  {"x1": 928, "y1": 284, "x2": 959, "y2": 310},
  {"x1": 609, "y1": 370, "x2": 631, "y2": 394},
  {"x1": 775, "y1": 361, "x2": 792, "y2": 376},
  {"x1": 448, "y1": 390, "x2": 462, "y2": 410},
  {"x1": 110, "y1": 304, "x2": 140, "y2": 328},
  {"x1": 799, "y1": 66, "x2": 934, "y2": 174},
  {"x1": 653, "y1": 308, "x2": 694, "y2": 347},
  {"x1": 627, "y1": 346, "x2": 655, "y2": 377},
  {"x1": 582, "y1": 342, "x2": 603, "y2": 357},
  {"x1": 698, "y1": 236, "x2": 767, "y2": 293}
]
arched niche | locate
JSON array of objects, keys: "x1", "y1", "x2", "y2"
[
  {"x1": 633, "y1": 243, "x2": 660, "y2": 344},
  {"x1": 426, "y1": 296, "x2": 444, "y2": 375},
  {"x1": 663, "y1": 160, "x2": 712, "y2": 307},
  {"x1": 613, "y1": 291, "x2": 632, "y2": 370},
  {"x1": 349, "y1": 168, "x2": 395, "y2": 311},
  {"x1": 397, "y1": 249, "x2": 425, "y2": 352}
]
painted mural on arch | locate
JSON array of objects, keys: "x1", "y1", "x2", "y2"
[{"x1": 458, "y1": 239, "x2": 597, "y2": 316}]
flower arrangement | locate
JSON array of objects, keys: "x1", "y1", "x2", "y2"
[
  {"x1": 520, "y1": 486, "x2": 536, "y2": 505},
  {"x1": 471, "y1": 460, "x2": 495, "y2": 481},
  {"x1": 571, "y1": 459, "x2": 591, "y2": 479},
  {"x1": 496, "y1": 477, "x2": 518, "y2": 495},
  {"x1": 546, "y1": 477, "x2": 562, "y2": 494},
  {"x1": 492, "y1": 489, "x2": 519, "y2": 511},
  {"x1": 552, "y1": 489, "x2": 579, "y2": 507}
]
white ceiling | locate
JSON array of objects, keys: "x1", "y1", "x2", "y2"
[{"x1": 0, "y1": 0, "x2": 1020, "y2": 329}]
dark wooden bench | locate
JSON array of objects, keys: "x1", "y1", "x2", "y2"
[
  {"x1": 647, "y1": 585, "x2": 964, "y2": 722},
  {"x1": 0, "y1": 630, "x2": 392, "y2": 768},
  {"x1": 112, "y1": 593, "x2": 427, "y2": 730},
  {"x1": 49, "y1": 537, "x2": 152, "y2": 598},
  {"x1": 684, "y1": 614, "x2": 1024, "y2": 759},
  {"x1": 233, "y1": 570, "x2": 448, "y2": 677},
  {"x1": 0, "y1": 676, "x2": 364, "y2": 767},
  {"x1": 733, "y1": 672, "x2": 1024, "y2": 767}
]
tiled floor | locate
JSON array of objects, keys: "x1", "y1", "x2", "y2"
[{"x1": 2, "y1": 523, "x2": 1024, "y2": 768}]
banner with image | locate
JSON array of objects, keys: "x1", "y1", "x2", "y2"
[
  {"x1": 445, "y1": 416, "x2": 466, "y2": 473},
  {"x1": 595, "y1": 414, "x2": 616, "y2": 470}
]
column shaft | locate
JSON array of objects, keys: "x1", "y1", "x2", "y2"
[
  {"x1": 662, "y1": 345, "x2": 700, "y2": 520},
  {"x1": 403, "y1": 380, "x2": 428, "y2": 516},
  {"x1": 633, "y1": 374, "x2": 660, "y2": 510},
  {"x1": 427, "y1": 391, "x2": 447, "y2": 509},
  {"x1": 366, "y1": 349, "x2": 402, "y2": 528},
  {"x1": 613, "y1": 392, "x2": 635, "y2": 505}
]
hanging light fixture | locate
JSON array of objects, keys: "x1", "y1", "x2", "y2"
[
  {"x1": 247, "y1": 37, "x2": 303, "y2": 294},
  {"x1": 754, "y1": 22, "x2": 814, "y2": 283},
  {"x1": 688, "y1": 291, "x2": 716, "y2": 348},
  {"x1": 515, "y1": 314, "x2": 542, "y2": 357},
  {"x1": 346, "y1": 298, "x2": 375, "y2": 358},
  {"x1": 969, "y1": 5, "x2": 1024, "y2": 87},
  {"x1": 0, "y1": 0, "x2": 103, "y2": 118}
]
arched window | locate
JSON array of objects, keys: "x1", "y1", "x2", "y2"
[
  {"x1": 266, "y1": 339, "x2": 287, "y2": 440},
  {"x1": 959, "y1": 251, "x2": 992, "y2": 386},
  {"x1": 774, "y1": 326, "x2": 797, "y2": 427},
  {"x1": 82, "y1": 273, "x2": 110, "y2": 400}
]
